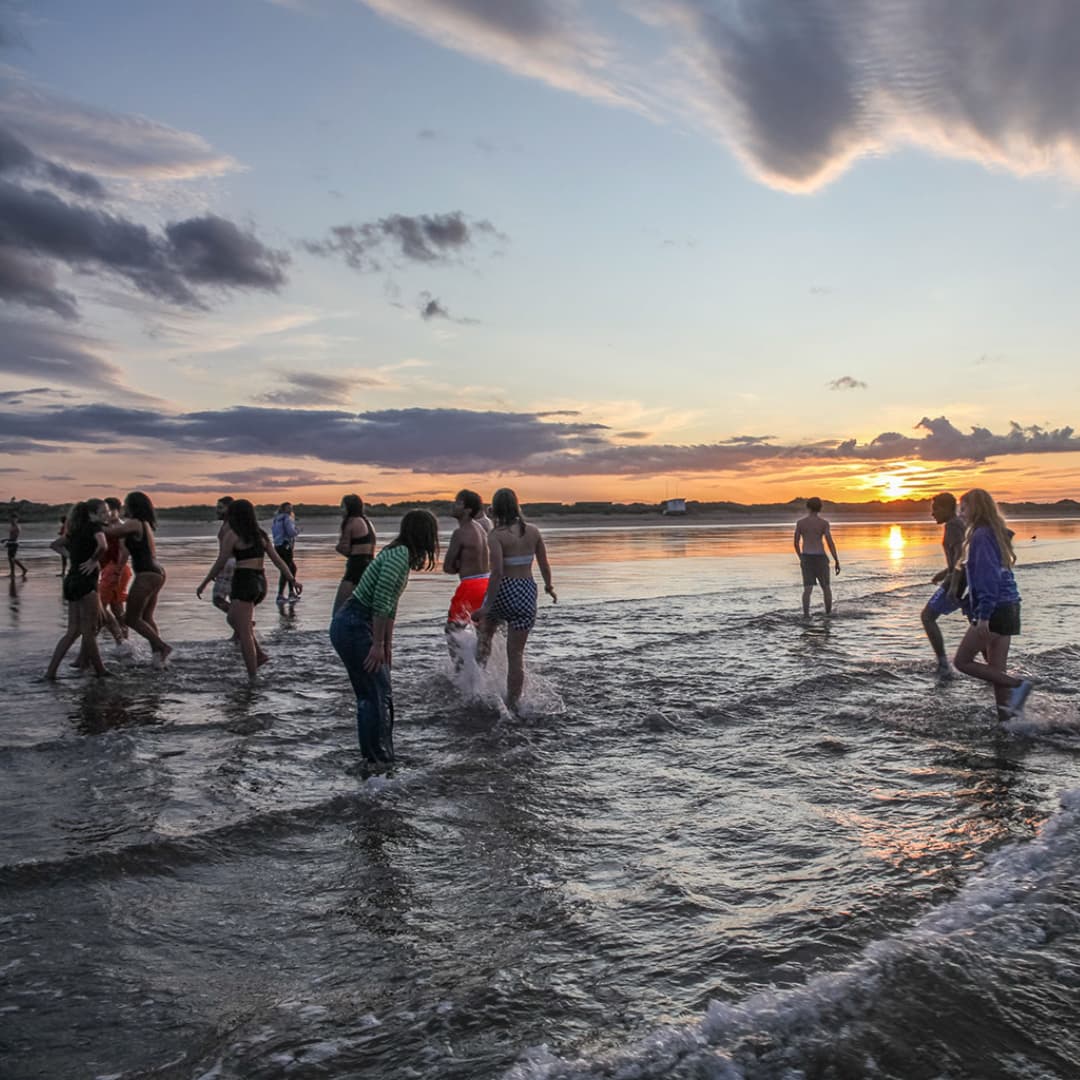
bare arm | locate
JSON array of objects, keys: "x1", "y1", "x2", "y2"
[
  {"x1": 197, "y1": 530, "x2": 236, "y2": 596},
  {"x1": 475, "y1": 534, "x2": 503, "y2": 617},
  {"x1": 364, "y1": 614, "x2": 394, "y2": 672},
  {"x1": 793, "y1": 522, "x2": 803, "y2": 556},
  {"x1": 334, "y1": 522, "x2": 352, "y2": 557},
  {"x1": 535, "y1": 533, "x2": 556, "y2": 602},
  {"x1": 825, "y1": 525, "x2": 840, "y2": 569},
  {"x1": 442, "y1": 527, "x2": 463, "y2": 575}
]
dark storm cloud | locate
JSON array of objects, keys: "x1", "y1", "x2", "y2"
[
  {"x1": 2, "y1": 405, "x2": 1078, "y2": 477},
  {"x1": 829, "y1": 375, "x2": 867, "y2": 390},
  {"x1": 304, "y1": 212, "x2": 504, "y2": 272},
  {"x1": 0, "y1": 127, "x2": 107, "y2": 199},
  {"x1": 0, "y1": 179, "x2": 288, "y2": 318}
]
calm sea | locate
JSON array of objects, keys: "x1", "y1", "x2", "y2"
[{"x1": 3, "y1": 517, "x2": 1080, "y2": 1079}]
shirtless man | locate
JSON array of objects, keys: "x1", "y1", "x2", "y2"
[
  {"x1": 443, "y1": 489, "x2": 490, "y2": 663},
  {"x1": 794, "y1": 497, "x2": 841, "y2": 616},
  {"x1": 921, "y1": 492, "x2": 966, "y2": 676}
]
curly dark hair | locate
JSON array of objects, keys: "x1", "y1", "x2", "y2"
[{"x1": 124, "y1": 491, "x2": 157, "y2": 529}]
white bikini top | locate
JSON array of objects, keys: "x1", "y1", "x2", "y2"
[{"x1": 503, "y1": 554, "x2": 534, "y2": 567}]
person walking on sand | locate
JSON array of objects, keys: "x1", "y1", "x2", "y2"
[
  {"x1": 332, "y1": 494, "x2": 377, "y2": 615},
  {"x1": 6, "y1": 514, "x2": 28, "y2": 578},
  {"x1": 921, "y1": 492, "x2": 966, "y2": 676},
  {"x1": 474, "y1": 488, "x2": 556, "y2": 712},
  {"x1": 271, "y1": 501, "x2": 300, "y2": 607},
  {"x1": 46, "y1": 500, "x2": 109, "y2": 679},
  {"x1": 330, "y1": 509, "x2": 439, "y2": 768},
  {"x1": 952, "y1": 489, "x2": 1033, "y2": 721},
  {"x1": 443, "y1": 489, "x2": 490, "y2": 666},
  {"x1": 103, "y1": 491, "x2": 171, "y2": 664},
  {"x1": 197, "y1": 498, "x2": 299, "y2": 682},
  {"x1": 794, "y1": 497, "x2": 840, "y2": 616}
]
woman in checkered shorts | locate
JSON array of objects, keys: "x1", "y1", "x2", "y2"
[{"x1": 474, "y1": 488, "x2": 556, "y2": 710}]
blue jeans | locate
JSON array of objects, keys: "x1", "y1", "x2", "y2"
[{"x1": 329, "y1": 599, "x2": 394, "y2": 763}]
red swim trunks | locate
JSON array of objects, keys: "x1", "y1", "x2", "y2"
[
  {"x1": 99, "y1": 562, "x2": 133, "y2": 605},
  {"x1": 447, "y1": 575, "x2": 489, "y2": 624}
]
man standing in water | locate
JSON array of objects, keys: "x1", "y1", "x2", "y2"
[
  {"x1": 443, "y1": 489, "x2": 490, "y2": 664},
  {"x1": 794, "y1": 497, "x2": 841, "y2": 616},
  {"x1": 921, "y1": 492, "x2": 966, "y2": 676}
]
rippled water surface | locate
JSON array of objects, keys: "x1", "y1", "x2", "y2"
[{"x1": 3, "y1": 518, "x2": 1080, "y2": 1079}]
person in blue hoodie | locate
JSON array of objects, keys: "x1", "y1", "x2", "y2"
[{"x1": 952, "y1": 489, "x2": 1033, "y2": 720}]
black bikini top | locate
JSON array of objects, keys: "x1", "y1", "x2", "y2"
[
  {"x1": 349, "y1": 518, "x2": 374, "y2": 548},
  {"x1": 234, "y1": 535, "x2": 263, "y2": 561}
]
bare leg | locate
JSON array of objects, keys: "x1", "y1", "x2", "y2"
[
  {"x1": 921, "y1": 605, "x2": 946, "y2": 661},
  {"x1": 333, "y1": 577, "x2": 355, "y2": 615},
  {"x1": 953, "y1": 624, "x2": 1020, "y2": 703},
  {"x1": 475, "y1": 616, "x2": 497, "y2": 666},
  {"x1": 45, "y1": 602, "x2": 80, "y2": 679},
  {"x1": 821, "y1": 584, "x2": 833, "y2": 614},
  {"x1": 506, "y1": 627, "x2": 530, "y2": 710},
  {"x1": 228, "y1": 599, "x2": 260, "y2": 680},
  {"x1": 77, "y1": 592, "x2": 107, "y2": 676},
  {"x1": 125, "y1": 572, "x2": 171, "y2": 658},
  {"x1": 802, "y1": 586, "x2": 813, "y2": 617}
]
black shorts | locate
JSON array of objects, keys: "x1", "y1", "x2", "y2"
[
  {"x1": 344, "y1": 553, "x2": 373, "y2": 584},
  {"x1": 230, "y1": 568, "x2": 267, "y2": 605},
  {"x1": 63, "y1": 571, "x2": 99, "y2": 602},
  {"x1": 5, "y1": 542, "x2": 17, "y2": 558},
  {"x1": 989, "y1": 602, "x2": 1021, "y2": 637},
  {"x1": 800, "y1": 553, "x2": 830, "y2": 587}
]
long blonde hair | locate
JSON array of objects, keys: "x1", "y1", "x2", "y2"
[{"x1": 960, "y1": 488, "x2": 1015, "y2": 568}]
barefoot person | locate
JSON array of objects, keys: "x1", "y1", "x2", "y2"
[
  {"x1": 952, "y1": 489, "x2": 1033, "y2": 720},
  {"x1": 271, "y1": 501, "x2": 299, "y2": 607},
  {"x1": 6, "y1": 514, "x2": 28, "y2": 578},
  {"x1": 104, "y1": 491, "x2": 171, "y2": 664},
  {"x1": 474, "y1": 489, "x2": 556, "y2": 711},
  {"x1": 211, "y1": 496, "x2": 235, "y2": 620},
  {"x1": 921, "y1": 492, "x2": 966, "y2": 675},
  {"x1": 332, "y1": 494, "x2": 377, "y2": 614},
  {"x1": 794, "y1": 497, "x2": 840, "y2": 616},
  {"x1": 197, "y1": 498, "x2": 299, "y2": 681},
  {"x1": 330, "y1": 509, "x2": 439, "y2": 766},
  {"x1": 45, "y1": 500, "x2": 108, "y2": 679},
  {"x1": 443, "y1": 489, "x2": 490, "y2": 664}
]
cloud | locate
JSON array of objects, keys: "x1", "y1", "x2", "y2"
[
  {"x1": 0, "y1": 386, "x2": 74, "y2": 404},
  {"x1": 829, "y1": 375, "x2": 867, "y2": 390},
  {"x1": 3, "y1": 404, "x2": 1080, "y2": 478},
  {"x1": 140, "y1": 468, "x2": 367, "y2": 494},
  {"x1": 0, "y1": 317, "x2": 151, "y2": 396},
  {"x1": 254, "y1": 370, "x2": 387, "y2": 406},
  {"x1": 304, "y1": 211, "x2": 504, "y2": 271},
  {"x1": 0, "y1": 126, "x2": 107, "y2": 199},
  {"x1": 418, "y1": 291, "x2": 479, "y2": 324},
  {"x1": 0, "y1": 69, "x2": 240, "y2": 181},
  {"x1": 359, "y1": 0, "x2": 638, "y2": 110},
  {"x1": 616, "y1": 430, "x2": 651, "y2": 440},
  {"x1": 0, "y1": 180, "x2": 288, "y2": 315},
  {"x1": 361, "y1": 0, "x2": 1080, "y2": 192}
]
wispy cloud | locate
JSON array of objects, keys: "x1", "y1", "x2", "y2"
[
  {"x1": 254, "y1": 369, "x2": 389, "y2": 406},
  {"x1": 418, "y1": 291, "x2": 479, "y2": 324},
  {"x1": 829, "y1": 375, "x2": 867, "y2": 391}
]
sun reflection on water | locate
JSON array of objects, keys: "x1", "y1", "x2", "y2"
[{"x1": 887, "y1": 524, "x2": 906, "y2": 560}]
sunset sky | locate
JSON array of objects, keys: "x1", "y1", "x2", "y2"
[{"x1": 2, "y1": 0, "x2": 1080, "y2": 507}]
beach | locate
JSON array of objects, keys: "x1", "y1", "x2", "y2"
[{"x1": 3, "y1": 518, "x2": 1080, "y2": 1079}]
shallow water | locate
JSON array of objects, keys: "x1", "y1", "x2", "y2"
[{"x1": 3, "y1": 519, "x2": 1080, "y2": 1079}]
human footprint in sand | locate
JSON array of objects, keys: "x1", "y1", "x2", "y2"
[{"x1": 197, "y1": 498, "x2": 300, "y2": 681}]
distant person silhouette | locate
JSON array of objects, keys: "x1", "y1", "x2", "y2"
[{"x1": 793, "y1": 497, "x2": 840, "y2": 616}]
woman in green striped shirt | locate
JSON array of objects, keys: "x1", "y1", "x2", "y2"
[{"x1": 329, "y1": 509, "x2": 439, "y2": 766}]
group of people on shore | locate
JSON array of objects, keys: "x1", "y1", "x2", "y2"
[
  {"x1": 795, "y1": 488, "x2": 1034, "y2": 722},
  {"x1": 37, "y1": 484, "x2": 1032, "y2": 763}
]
